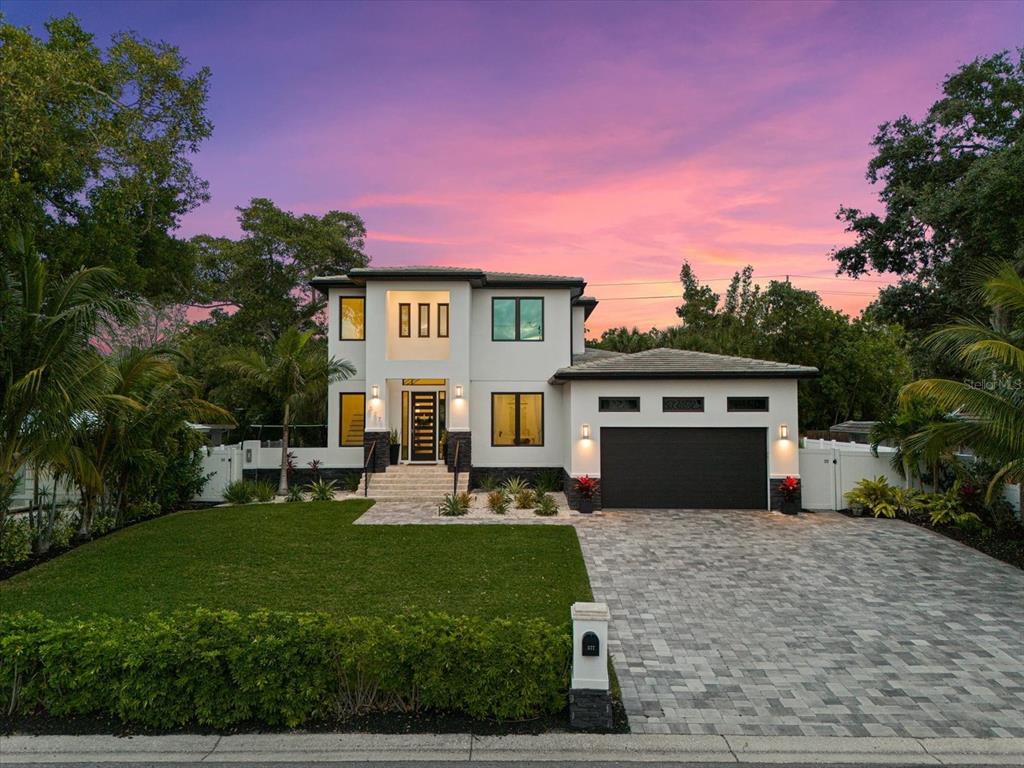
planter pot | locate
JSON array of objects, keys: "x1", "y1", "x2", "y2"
[
  {"x1": 780, "y1": 499, "x2": 799, "y2": 515},
  {"x1": 389, "y1": 444, "x2": 400, "y2": 465},
  {"x1": 578, "y1": 497, "x2": 594, "y2": 514}
]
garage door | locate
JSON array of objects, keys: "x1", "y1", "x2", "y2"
[{"x1": 600, "y1": 427, "x2": 767, "y2": 509}]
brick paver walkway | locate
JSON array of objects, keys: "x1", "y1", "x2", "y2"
[{"x1": 574, "y1": 509, "x2": 1024, "y2": 737}]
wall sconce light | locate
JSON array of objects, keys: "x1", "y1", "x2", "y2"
[
  {"x1": 779, "y1": 424, "x2": 789, "y2": 440},
  {"x1": 371, "y1": 384, "x2": 380, "y2": 400},
  {"x1": 580, "y1": 423, "x2": 591, "y2": 440},
  {"x1": 455, "y1": 384, "x2": 463, "y2": 399}
]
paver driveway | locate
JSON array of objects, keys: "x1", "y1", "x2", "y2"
[{"x1": 574, "y1": 509, "x2": 1024, "y2": 737}]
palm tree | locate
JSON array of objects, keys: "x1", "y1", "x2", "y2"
[
  {"x1": 0, "y1": 231, "x2": 132, "y2": 535},
  {"x1": 220, "y1": 327, "x2": 356, "y2": 495},
  {"x1": 869, "y1": 397, "x2": 951, "y2": 489},
  {"x1": 900, "y1": 261, "x2": 1024, "y2": 500}
]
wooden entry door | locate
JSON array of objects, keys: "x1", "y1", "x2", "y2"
[{"x1": 410, "y1": 392, "x2": 438, "y2": 461}]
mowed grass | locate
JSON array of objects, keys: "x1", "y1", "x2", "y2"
[{"x1": 0, "y1": 501, "x2": 593, "y2": 624}]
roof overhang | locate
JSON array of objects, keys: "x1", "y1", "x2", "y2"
[
  {"x1": 312, "y1": 268, "x2": 587, "y2": 297},
  {"x1": 572, "y1": 295, "x2": 599, "y2": 320},
  {"x1": 549, "y1": 368, "x2": 820, "y2": 384}
]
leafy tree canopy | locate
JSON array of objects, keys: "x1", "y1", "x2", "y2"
[
  {"x1": 833, "y1": 49, "x2": 1024, "y2": 370},
  {"x1": 0, "y1": 15, "x2": 213, "y2": 301},
  {"x1": 597, "y1": 261, "x2": 913, "y2": 430}
]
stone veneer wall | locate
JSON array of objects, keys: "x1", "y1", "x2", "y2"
[
  {"x1": 468, "y1": 467, "x2": 563, "y2": 491},
  {"x1": 363, "y1": 431, "x2": 389, "y2": 473},
  {"x1": 769, "y1": 477, "x2": 802, "y2": 511},
  {"x1": 243, "y1": 467, "x2": 361, "y2": 490},
  {"x1": 563, "y1": 470, "x2": 602, "y2": 511},
  {"x1": 445, "y1": 431, "x2": 472, "y2": 473}
]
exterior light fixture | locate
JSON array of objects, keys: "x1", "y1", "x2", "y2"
[
  {"x1": 580, "y1": 423, "x2": 591, "y2": 440},
  {"x1": 455, "y1": 384, "x2": 463, "y2": 399},
  {"x1": 779, "y1": 424, "x2": 789, "y2": 440},
  {"x1": 371, "y1": 384, "x2": 380, "y2": 400}
]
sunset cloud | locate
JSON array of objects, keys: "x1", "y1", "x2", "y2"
[{"x1": 10, "y1": 0, "x2": 1020, "y2": 334}]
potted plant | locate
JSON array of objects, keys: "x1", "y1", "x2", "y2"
[
  {"x1": 388, "y1": 429, "x2": 400, "y2": 465},
  {"x1": 576, "y1": 475, "x2": 597, "y2": 514},
  {"x1": 779, "y1": 476, "x2": 800, "y2": 515}
]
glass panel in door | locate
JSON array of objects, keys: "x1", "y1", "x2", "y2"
[{"x1": 410, "y1": 392, "x2": 437, "y2": 461}]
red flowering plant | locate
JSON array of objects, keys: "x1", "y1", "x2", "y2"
[
  {"x1": 780, "y1": 476, "x2": 800, "y2": 502},
  {"x1": 576, "y1": 475, "x2": 598, "y2": 499}
]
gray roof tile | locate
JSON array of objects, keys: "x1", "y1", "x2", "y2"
[{"x1": 552, "y1": 347, "x2": 818, "y2": 380}]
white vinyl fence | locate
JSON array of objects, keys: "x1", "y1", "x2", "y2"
[{"x1": 799, "y1": 438, "x2": 1021, "y2": 515}]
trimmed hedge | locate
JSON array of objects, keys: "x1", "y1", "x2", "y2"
[{"x1": 0, "y1": 609, "x2": 571, "y2": 727}]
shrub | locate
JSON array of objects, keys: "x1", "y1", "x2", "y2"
[
  {"x1": 534, "y1": 470, "x2": 563, "y2": 495},
  {"x1": 223, "y1": 480, "x2": 255, "y2": 505},
  {"x1": 126, "y1": 500, "x2": 161, "y2": 523},
  {"x1": 478, "y1": 474, "x2": 501, "y2": 492},
  {"x1": 438, "y1": 494, "x2": 467, "y2": 517},
  {"x1": 0, "y1": 518, "x2": 32, "y2": 567},
  {"x1": 456, "y1": 491, "x2": 472, "y2": 511},
  {"x1": 502, "y1": 476, "x2": 529, "y2": 497},
  {"x1": 575, "y1": 475, "x2": 597, "y2": 500},
  {"x1": 252, "y1": 480, "x2": 276, "y2": 502},
  {"x1": 914, "y1": 485, "x2": 982, "y2": 529},
  {"x1": 285, "y1": 486, "x2": 305, "y2": 503},
  {"x1": 487, "y1": 489, "x2": 509, "y2": 514},
  {"x1": 306, "y1": 479, "x2": 337, "y2": 502},
  {"x1": 339, "y1": 472, "x2": 360, "y2": 492},
  {"x1": 514, "y1": 488, "x2": 536, "y2": 510},
  {"x1": 90, "y1": 513, "x2": 117, "y2": 535},
  {"x1": 0, "y1": 609, "x2": 570, "y2": 727},
  {"x1": 534, "y1": 493, "x2": 558, "y2": 517},
  {"x1": 844, "y1": 476, "x2": 899, "y2": 518}
]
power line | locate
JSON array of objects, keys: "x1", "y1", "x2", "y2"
[
  {"x1": 589, "y1": 274, "x2": 893, "y2": 287},
  {"x1": 596, "y1": 289, "x2": 878, "y2": 301}
]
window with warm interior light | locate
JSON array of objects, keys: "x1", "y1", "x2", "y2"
[
  {"x1": 398, "y1": 304, "x2": 411, "y2": 337},
  {"x1": 438, "y1": 303, "x2": 449, "y2": 337},
  {"x1": 339, "y1": 393, "x2": 365, "y2": 446},
  {"x1": 339, "y1": 297, "x2": 365, "y2": 340},
  {"x1": 418, "y1": 303, "x2": 430, "y2": 337},
  {"x1": 491, "y1": 393, "x2": 544, "y2": 446}
]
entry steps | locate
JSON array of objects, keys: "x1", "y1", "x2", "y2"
[{"x1": 357, "y1": 463, "x2": 469, "y2": 502}]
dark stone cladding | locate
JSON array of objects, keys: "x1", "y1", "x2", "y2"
[
  {"x1": 363, "y1": 431, "x2": 389, "y2": 473},
  {"x1": 468, "y1": 466, "x2": 563, "y2": 491},
  {"x1": 769, "y1": 477, "x2": 802, "y2": 512},
  {"x1": 563, "y1": 470, "x2": 602, "y2": 511},
  {"x1": 445, "y1": 431, "x2": 472, "y2": 473},
  {"x1": 568, "y1": 689, "x2": 613, "y2": 731},
  {"x1": 243, "y1": 467, "x2": 360, "y2": 489}
]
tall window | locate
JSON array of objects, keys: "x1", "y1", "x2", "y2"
[
  {"x1": 437, "y1": 303, "x2": 449, "y2": 338},
  {"x1": 418, "y1": 303, "x2": 430, "y2": 337},
  {"x1": 491, "y1": 393, "x2": 544, "y2": 446},
  {"x1": 398, "y1": 303, "x2": 411, "y2": 337},
  {"x1": 339, "y1": 393, "x2": 365, "y2": 446},
  {"x1": 492, "y1": 297, "x2": 544, "y2": 341},
  {"x1": 339, "y1": 297, "x2": 365, "y2": 340}
]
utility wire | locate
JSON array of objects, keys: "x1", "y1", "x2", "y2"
[
  {"x1": 597, "y1": 290, "x2": 877, "y2": 301},
  {"x1": 589, "y1": 273, "x2": 893, "y2": 287}
]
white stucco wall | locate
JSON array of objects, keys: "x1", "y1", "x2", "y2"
[
  {"x1": 326, "y1": 286, "x2": 367, "y2": 455},
  {"x1": 571, "y1": 305, "x2": 586, "y2": 356},
  {"x1": 565, "y1": 378, "x2": 800, "y2": 479}
]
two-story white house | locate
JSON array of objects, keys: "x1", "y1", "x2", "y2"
[{"x1": 311, "y1": 267, "x2": 817, "y2": 510}]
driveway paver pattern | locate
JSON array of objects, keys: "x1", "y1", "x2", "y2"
[{"x1": 573, "y1": 509, "x2": 1024, "y2": 738}]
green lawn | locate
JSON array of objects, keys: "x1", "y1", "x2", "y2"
[{"x1": 0, "y1": 501, "x2": 593, "y2": 624}]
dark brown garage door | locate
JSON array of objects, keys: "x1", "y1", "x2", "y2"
[{"x1": 600, "y1": 427, "x2": 767, "y2": 509}]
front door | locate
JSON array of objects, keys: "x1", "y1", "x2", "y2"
[{"x1": 410, "y1": 392, "x2": 438, "y2": 461}]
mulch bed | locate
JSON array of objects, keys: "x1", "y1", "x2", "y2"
[
  {"x1": 837, "y1": 508, "x2": 1024, "y2": 570},
  {"x1": 1, "y1": 696, "x2": 629, "y2": 736}
]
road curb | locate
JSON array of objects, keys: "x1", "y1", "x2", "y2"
[{"x1": 2, "y1": 732, "x2": 1023, "y2": 763}]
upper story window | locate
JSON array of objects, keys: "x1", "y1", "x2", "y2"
[
  {"x1": 418, "y1": 303, "x2": 430, "y2": 337},
  {"x1": 398, "y1": 303, "x2": 411, "y2": 337},
  {"x1": 492, "y1": 297, "x2": 544, "y2": 341},
  {"x1": 438, "y1": 303, "x2": 449, "y2": 338},
  {"x1": 339, "y1": 297, "x2": 365, "y2": 340},
  {"x1": 727, "y1": 396, "x2": 769, "y2": 412}
]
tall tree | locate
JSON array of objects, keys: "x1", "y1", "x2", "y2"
[
  {"x1": 832, "y1": 49, "x2": 1024, "y2": 373},
  {"x1": 0, "y1": 14, "x2": 213, "y2": 301},
  {"x1": 0, "y1": 231, "x2": 133, "y2": 536},
  {"x1": 219, "y1": 327, "x2": 356, "y2": 495},
  {"x1": 901, "y1": 262, "x2": 1024, "y2": 500}
]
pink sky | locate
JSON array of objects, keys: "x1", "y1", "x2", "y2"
[{"x1": 12, "y1": 0, "x2": 1024, "y2": 335}]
